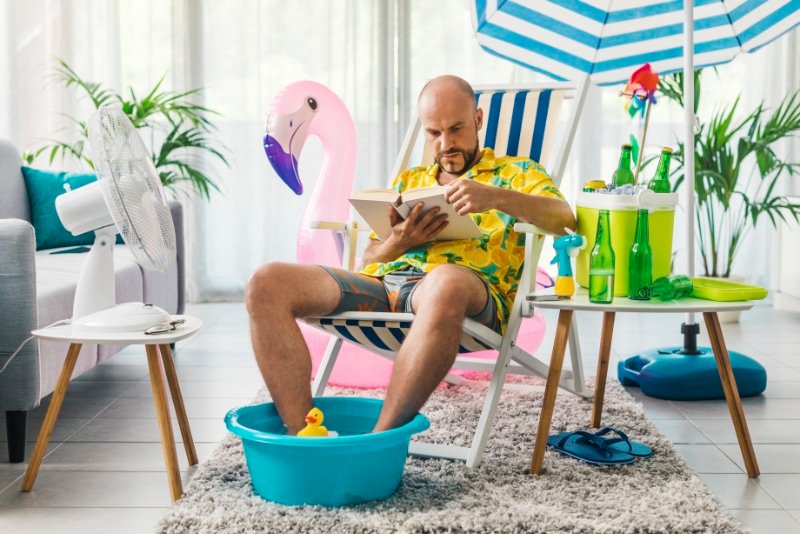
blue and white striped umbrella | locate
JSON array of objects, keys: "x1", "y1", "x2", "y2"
[
  {"x1": 473, "y1": 0, "x2": 800, "y2": 86},
  {"x1": 473, "y1": 0, "x2": 800, "y2": 327}
]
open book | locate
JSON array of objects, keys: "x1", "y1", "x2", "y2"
[{"x1": 349, "y1": 185, "x2": 483, "y2": 241}]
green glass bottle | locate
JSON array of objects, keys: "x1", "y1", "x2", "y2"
[
  {"x1": 648, "y1": 147, "x2": 673, "y2": 193},
  {"x1": 627, "y1": 209, "x2": 653, "y2": 300},
  {"x1": 611, "y1": 144, "x2": 635, "y2": 187},
  {"x1": 649, "y1": 275, "x2": 693, "y2": 300},
  {"x1": 589, "y1": 210, "x2": 615, "y2": 303}
]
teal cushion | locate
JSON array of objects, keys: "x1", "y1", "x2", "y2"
[{"x1": 21, "y1": 167, "x2": 121, "y2": 251}]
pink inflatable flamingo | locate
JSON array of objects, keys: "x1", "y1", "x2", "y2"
[
  {"x1": 264, "y1": 81, "x2": 548, "y2": 388},
  {"x1": 264, "y1": 81, "x2": 354, "y2": 265},
  {"x1": 264, "y1": 81, "x2": 397, "y2": 387}
]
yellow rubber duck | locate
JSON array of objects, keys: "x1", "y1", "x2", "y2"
[{"x1": 297, "y1": 407, "x2": 328, "y2": 437}]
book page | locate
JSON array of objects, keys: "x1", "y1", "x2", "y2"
[
  {"x1": 349, "y1": 188, "x2": 398, "y2": 202},
  {"x1": 348, "y1": 189, "x2": 400, "y2": 240},
  {"x1": 400, "y1": 185, "x2": 447, "y2": 202},
  {"x1": 398, "y1": 187, "x2": 482, "y2": 241},
  {"x1": 349, "y1": 185, "x2": 483, "y2": 241}
]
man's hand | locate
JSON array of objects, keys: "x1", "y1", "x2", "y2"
[
  {"x1": 444, "y1": 180, "x2": 497, "y2": 215},
  {"x1": 388, "y1": 202, "x2": 449, "y2": 249},
  {"x1": 360, "y1": 203, "x2": 449, "y2": 267}
]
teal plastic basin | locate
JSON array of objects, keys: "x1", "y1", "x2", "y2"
[{"x1": 224, "y1": 397, "x2": 430, "y2": 507}]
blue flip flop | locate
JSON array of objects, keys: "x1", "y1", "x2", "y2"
[
  {"x1": 551, "y1": 428, "x2": 654, "y2": 458},
  {"x1": 592, "y1": 427, "x2": 653, "y2": 458},
  {"x1": 546, "y1": 431, "x2": 635, "y2": 466}
]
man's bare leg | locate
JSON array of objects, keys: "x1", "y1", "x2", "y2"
[
  {"x1": 245, "y1": 262, "x2": 341, "y2": 434},
  {"x1": 373, "y1": 265, "x2": 488, "y2": 431}
]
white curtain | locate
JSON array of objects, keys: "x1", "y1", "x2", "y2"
[
  {"x1": 179, "y1": 0, "x2": 397, "y2": 300},
  {"x1": 2, "y1": 0, "x2": 798, "y2": 299},
  {"x1": 1, "y1": 0, "x2": 122, "y2": 154}
]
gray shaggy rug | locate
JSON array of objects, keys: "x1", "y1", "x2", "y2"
[{"x1": 158, "y1": 376, "x2": 745, "y2": 533}]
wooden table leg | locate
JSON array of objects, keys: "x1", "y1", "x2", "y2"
[
  {"x1": 703, "y1": 312, "x2": 760, "y2": 478},
  {"x1": 591, "y1": 311, "x2": 616, "y2": 428},
  {"x1": 146, "y1": 345, "x2": 183, "y2": 502},
  {"x1": 158, "y1": 344, "x2": 198, "y2": 466},
  {"x1": 531, "y1": 309, "x2": 573, "y2": 475},
  {"x1": 22, "y1": 343, "x2": 83, "y2": 492}
]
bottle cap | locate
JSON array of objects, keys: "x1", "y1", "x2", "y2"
[
  {"x1": 661, "y1": 147, "x2": 674, "y2": 154},
  {"x1": 621, "y1": 143, "x2": 632, "y2": 149},
  {"x1": 583, "y1": 180, "x2": 606, "y2": 190}
]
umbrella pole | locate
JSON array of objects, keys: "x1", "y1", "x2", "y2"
[
  {"x1": 633, "y1": 100, "x2": 652, "y2": 184},
  {"x1": 682, "y1": 0, "x2": 699, "y2": 349}
]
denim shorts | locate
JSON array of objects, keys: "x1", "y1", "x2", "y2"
[{"x1": 319, "y1": 266, "x2": 501, "y2": 333}]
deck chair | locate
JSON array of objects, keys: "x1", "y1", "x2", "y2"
[{"x1": 307, "y1": 80, "x2": 591, "y2": 467}]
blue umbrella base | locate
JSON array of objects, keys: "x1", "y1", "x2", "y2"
[{"x1": 617, "y1": 347, "x2": 767, "y2": 400}]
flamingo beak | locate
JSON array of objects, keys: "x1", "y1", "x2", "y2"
[
  {"x1": 263, "y1": 130, "x2": 303, "y2": 195},
  {"x1": 263, "y1": 99, "x2": 316, "y2": 196}
]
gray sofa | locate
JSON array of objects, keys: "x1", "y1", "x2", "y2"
[{"x1": 0, "y1": 139, "x2": 185, "y2": 462}]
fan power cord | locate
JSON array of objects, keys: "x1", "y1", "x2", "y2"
[{"x1": 0, "y1": 319, "x2": 72, "y2": 375}]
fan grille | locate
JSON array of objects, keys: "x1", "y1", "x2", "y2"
[{"x1": 88, "y1": 107, "x2": 176, "y2": 272}]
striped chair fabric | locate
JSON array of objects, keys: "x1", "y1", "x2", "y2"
[
  {"x1": 414, "y1": 88, "x2": 564, "y2": 172},
  {"x1": 306, "y1": 87, "x2": 564, "y2": 357},
  {"x1": 475, "y1": 88, "x2": 563, "y2": 167},
  {"x1": 307, "y1": 316, "x2": 494, "y2": 354}
]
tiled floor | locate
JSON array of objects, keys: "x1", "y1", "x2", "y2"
[{"x1": 0, "y1": 301, "x2": 798, "y2": 533}]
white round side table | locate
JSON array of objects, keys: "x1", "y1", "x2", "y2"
[{"x1": 21, "y1": 315, "x2": 202, "y2": 503}]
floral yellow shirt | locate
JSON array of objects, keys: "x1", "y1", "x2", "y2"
[{"x1": 359, "y1": 148, "x2": 565, "y2": 332}]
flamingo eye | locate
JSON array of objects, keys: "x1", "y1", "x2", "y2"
[{"x1": 307, "y1": 97, "x2": 317, "y2": 111}]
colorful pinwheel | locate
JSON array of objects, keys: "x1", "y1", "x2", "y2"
[
  {"x1": 623, "y1": 63, "x2": 659, "y2": 118},
  {"x1": 621, "y1": 64, "x2": 660, "y2": 182}
]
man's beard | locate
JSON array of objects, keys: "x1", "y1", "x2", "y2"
[{"x1": 435, "y1": 140, "x2": 480, "y2": 175}]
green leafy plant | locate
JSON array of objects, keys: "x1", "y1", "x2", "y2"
[
  {"x1": 22, "y1": 58, "x2": 227, "y2": 200},
  {"x1": 658, "y1": 70, "x2": 800, "y2": 277}
]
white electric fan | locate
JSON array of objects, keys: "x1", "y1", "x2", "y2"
[{"x1": 54, "y1": 107, "x2": 177, "y2": 333}]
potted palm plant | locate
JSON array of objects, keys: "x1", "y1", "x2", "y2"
[
  {"x1": 657, "y1": 70, "x2": 800, "y2": 318},
  {"x1": 23, "y1": 58, "x2": 227, "y2": 200}
]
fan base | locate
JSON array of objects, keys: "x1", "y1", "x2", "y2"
[{"x1": 71, "y1": 302, "x2": 171, "y2": 334}]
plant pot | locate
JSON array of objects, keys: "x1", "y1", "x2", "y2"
[{"x1": 700, "y1": 274, "x2": 746, "y2": 323}]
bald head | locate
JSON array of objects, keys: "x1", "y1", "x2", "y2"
[
  {"x1": 417, "y1": 76, "x2": 483, "y2": 178},
  {"x1": 418, "y1": 75, "x2": 476, "y2": 107}
]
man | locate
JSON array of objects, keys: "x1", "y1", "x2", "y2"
[{"x1": 246, "y1": 75, "x2": 575, "y2": 435}]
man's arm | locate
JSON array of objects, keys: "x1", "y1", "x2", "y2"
[
  {"x1": 444, "y1": 180, "x2": 576, "y2": 235},
  {"x1": 360, "y1": 203, "x2": 448, "y2": 267}
]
